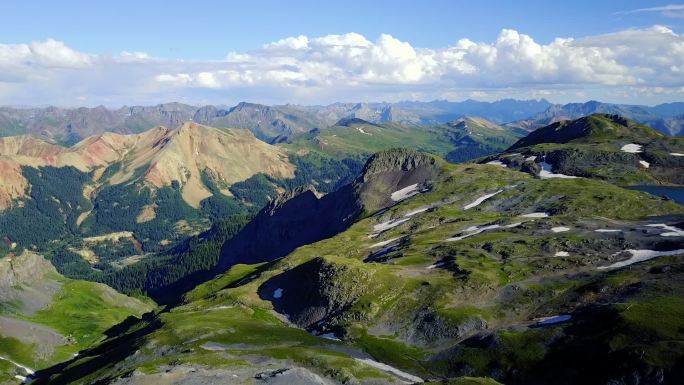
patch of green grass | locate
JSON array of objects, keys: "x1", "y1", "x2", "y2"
[
  {"x1": 27, "y1": 280, "x2": 151, "y2": 352},
  {"x1": 609, "y1": 295, "x2": 684, "y2": 367},
  {"x1": 0, "y1": 358, "x2": 17, "y2": 383},
  {"x1": 185, "y1": 262, "x2": 267, "y2": 302},
  {"x1": 0, "y1": 336, "x2": 35, "y2": 368},
  {"x1": 350, "y1": 328, "x2": 429, "y2": 376}
]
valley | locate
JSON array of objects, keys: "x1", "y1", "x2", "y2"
[
  {"x1": 0, "y1": 109, "x2": 682, "y2": 385},
  {"x1": 24, "y1": 145, "x2": 684, "y2": 385}
]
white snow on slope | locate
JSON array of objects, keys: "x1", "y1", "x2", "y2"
[
  {"x1": 670, "y1": 153, "x2": 684, "y2": 156},
  {"x1": 463, "y1": 189, "x2": 503, "y2": 210},
  {"x1": 639, "y1": 160, "x2": 650, "y2": 168},
  {"x1": 554, "y1": 251, "x2": 570, "y2": 257},
  {"x1": 372, "y1": 217, "x2": 411, "y2": 236},
  {"x1": 404, "y1": 207, "x2": 429, "y2": 217},
  {"x1": 369, "y1": 237, "x2": 402, "y2": 249},
  {"x1": 647, "y1": 223, "x2": 684, "y2": 237},
  {"x1": 621, "y1": 143, "x2": 643, "y2": 153},
  {"x1": 520, "y1": 212, "x2": 549, "y2": 218},
  {"x1": 391, "y1": 184, "x2": 420, "y2": 202},
  {"x1": 598, "y1": 249, "x2": 684, "y2": 270},
  {"x1": 485, "y1": 160, "x2": 507, "y2": 167},
  {"x1": 525, "y1": 155, "x2": 537, "y2": 161},
  {"x1": 551, "y1": 226, "x2": 571, "y2": 233},
  {"x1": 595, "y1": 229, "x2": 621, "y2": 233},
  {"x1": 427, "y1": 262, "x2": 445, "y2": 269},
  {"x1": 539, "y1": 162, "x2": 577, "y2": 179},
  {"x1": 356, "y1": 127, "x2": 372, "y2": 135},
  {"x1": 446, "y1": 224, "x2": 501, "y2": 242}
]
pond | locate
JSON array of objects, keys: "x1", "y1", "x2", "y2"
[{"x1": 627, "y1": 185, "x2": 684, "y2": 205}]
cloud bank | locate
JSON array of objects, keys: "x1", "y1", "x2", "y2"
[{"x1": 0, "y1": 25, "x2": 683, "y2": 106}]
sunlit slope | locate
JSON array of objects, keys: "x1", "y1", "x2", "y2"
[{"x1": 34, "y1": 150, "x2": 684, "y2": 385}]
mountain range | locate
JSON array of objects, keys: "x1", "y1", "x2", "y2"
[
  {"x1": 0, "y1": 115, "x2": 521, "y2": 285},
  {"x1": 0, "y1": 110, "x2": 682, "y2": 385},
  {"x1": 508, "y1": 100, "x2": 684, "y2": 136},
  {"x1": 1, "y1": 99, "x2": 682, "y2": 145},
  {"x1": 24, "y1": 127, "x2": 684, "y2": 385}
]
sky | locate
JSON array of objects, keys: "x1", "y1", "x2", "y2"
[{"x1": 1, "y1": 0, "x2": 683, "y2": 107}]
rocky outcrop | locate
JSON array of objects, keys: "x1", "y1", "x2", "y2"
[
  {"x1": 0, "y1": 251, "x2": 58, "y2": 299},
  {"x1": 258, "y1": 257, "x2": 375, "y2": 327},
  {"x1": 216, "y1": 149, "x2": 441, "y2": 271}
]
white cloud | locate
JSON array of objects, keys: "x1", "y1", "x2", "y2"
[
  {"x1": 154, "y1": 26, "x2": 684, "y2": 91},
  {"x1": 0, "y1": 27, "x2": 684, "y2": 106},
  {"x1": 621, "y1": 4, "x2": 684, "y2": 19},
  {"x1": 28, "y1": 39, "x2": 92, "y2": 68}
]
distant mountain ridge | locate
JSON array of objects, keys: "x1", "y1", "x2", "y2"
[
  {"x1": 1, "y1": 99, "x2": 682, "y2": 148},
  {"x1": 509, "y1": 100, "x2": 684, "y2": 136},
  {"x1": 0, "y1": 122, "x2": 294, "y2": 209},
  {"x1": 485, "y1": 114, "x2": 684, "y2": 186}
]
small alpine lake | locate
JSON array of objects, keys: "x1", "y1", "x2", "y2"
[{"x1": 627, "y1": 185, "x2": 684, "y2": 205}]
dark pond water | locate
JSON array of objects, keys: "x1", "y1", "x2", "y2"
[{"x1": 628, "y1": 185, "x2": 684, "y2": 205}]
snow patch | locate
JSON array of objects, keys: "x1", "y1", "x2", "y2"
[
  {"x1": 551, "y1": 226, "x2": 571, "y2": 233},
  {"x1": 525, "y1": 155, "x2": 537, "y2": 161},
  {"x1": 427, "y1": 262, "x2": 445, "y2": 269},
  {"x1": 639, "y1": 160, "x2": 650, "y2": 168},
  {"x1": 372, "y1": 217, "x2": 411, "y2": 235},
  {"x1": 369, "y1": 237, "x2": 402, "y2": 249},
  {"x1": 404, "y1": 207, "x2": 429, "y2": 217},
  {"x1": 485, "y1": 160, "x2": 507, "y2": 168},
  {"x1": 670, "y1": 152, "x2": 684, "y2": 156},
  {"x1": 646, "y1": 223, "x2": 684, "y2": 237},
  {"x1": 539, "y1": 161, "x2": 577, "y2": 179},
  {"x1": 621, "y1": 143, "x2": 643, "y2": 153},
  {"x1": 446, "y1": 224, "x2": 501, "y2": 242},
  {"x1": 356, "y1": 127, "x2": 372, "y2": 135},
  {"x1": 463, "y1": 189, "x2": 503, "y2": 210},
  {"x1": 554, "y1": 251, "x2": 570, "y2": 257},
  {"x1": 595, "y1": 229, "x2": 621, "y2": 233},
  {"x1": 598, "y1": 249, "x2": 684, "y2": 270},
  {"x1": 520, "y1": 212, "x2": 549, "y2": 218},
  {"x1": 505, "y1": 222, "x2": 523, "y2": 228},
  {"x1": 209, "y1": 305, "x2": 234, "y2": 311},
  {"x1": 273, "y1": 288, "x2": 283, "y2": 299},
  {"x1": 354, "y1": 358, "x2": 424, "y2": 384},
  {"x1": 391, "y1": 184, "x2": 420, "y2": 202}
]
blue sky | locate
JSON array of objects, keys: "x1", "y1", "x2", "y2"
[
  {"x1": 1, "y1": 1, "x2": 683, "y2": 106},
  {"x1": 2, "y1": 0, "x2": 679, "y2": 59}
]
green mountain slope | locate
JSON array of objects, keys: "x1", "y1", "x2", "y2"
[
  {"x1": 31, "y1": 149, "x2": 684, "y2": 385},
  {"x1": 283, "y1": 117, "x2": 524, "y2": 164},
  {"x1": 0, "y1": 251, "x2": 152, "y2": 383},
  {"x1": 484, "y1": 114, "x2": 684, "y2": 186}
]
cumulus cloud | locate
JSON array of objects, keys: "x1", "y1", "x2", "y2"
[
  {"x1": 0, "y1": 26, "x2": 683, "y2": 106},
  {"x1": 154, "y1": 26, "x2": 683, "y2": 91}
]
